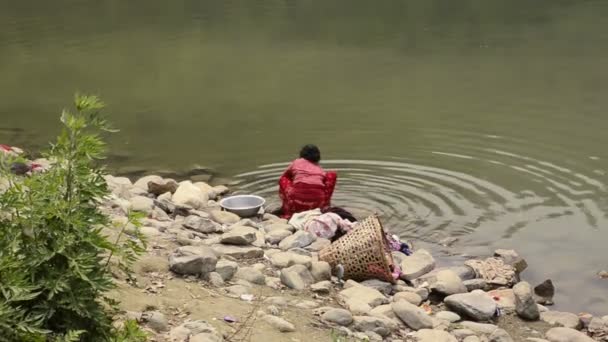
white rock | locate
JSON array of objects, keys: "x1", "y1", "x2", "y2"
[
  {"x1": 211, "y1": 245, "x2": 264, "y2": 259},
  {"x1": 400, "y1": 249, "x2": 436, "y2": 280},
  {"x1": 279, "y1": 230, "x2": 316, "y2": 250},
  {"x1": 130, "y1": 195, "x2": 154, "y2": 214},
  {"x1": 220, "y1": 225, "x2": 257, "y2": 245},
  {"x1": 464, "y1": 279, "x2": 487, "y2": 291},
  {"x1": 134, "y1": 175, "x2": 162, "y2": 190},
  {"x1": 265, "y1": 229, "x2": 292, "y2": 245},
  {"x1": 280, "y1": 264, "x2": 314, "y2": 290},
  {"x1": 431, "y1": 269, "x2": 467, "y2": 295},
  {"x1": 514, "y1": 281, "x2": 540, "y2": 320},
  {"x1": 369, "y1": 304, "x2": 400, "y2": 323},
  {"x1": 306, "y1": 238, "x2": 331, "y2": 252},
  {"x1": 270, "y1": 251, "x2": 312, "y2": 269},
  {"x1": 488, "y1": 289, "x2": 516, "y2": 311},
  {"x1": 263, "y1": 315, "x2": 295, "y2": 332},
  {"x1": 541, "y1": 311, "x2": 582, "y2": 329},
  {"x1": 444, "y1": 290, "x2": 497, "y2": 321},
  {"x1": 490, "y1": 328, "x2": 514, "y2": 342},
  {"x1": 414, "y1": 329, "x2": 458, "y2": 342},
  {"x1": 459, "y1": 321, "x2": 498, "y2": 334},
  {"x1": 144, "y1": 311, "x2": 168, "y2": 332},
  {"x1": 263, "y1": 222, "x2": 295, "y2": 233},
  {"x1": 393, "y1": 292, "x2": 423, "y2": 306},
  {"x1": 235, "y1": 267, "x2": 266, "y2": 285},
  {"x1": 463, "y1": 337, "x2": 482, "y2": 342},
  {"x1": 435, "y1": 311, "x2": 461, "y2": 323},
  {"x1": 170, "y1": 320, "x2": 220, "y2": 342},
  {"x1": 545, "y1": 327, "x2": 595, "y2": 342},
  {"x1": 452, "y1": 329, "x2": 476, "y2": 340},
  {"x1": 207, "y1": 272, "x2": 224, "y2": 287},
  {"x1": 310, "y1": 261, "x2": 332, "y2": 281},
  {"x1": 352, "y1": 316, "x2": 397, "y2": 337},
  {"x1": 339, "y1": 283, "x2": 389, "y2": 312},
  {"x1": 391, "y1": 300, "x2": 434, "y2": 330},
  {"x1": 210, "y1": 210, "x2": 240, "y2": 225},
  {"x1": 173, "y1": 181, "x2": 207, "y2": 209}
]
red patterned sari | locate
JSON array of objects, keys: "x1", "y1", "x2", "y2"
[{"x1": 279, "y1": 171, "x2": 337, "y2": 219}]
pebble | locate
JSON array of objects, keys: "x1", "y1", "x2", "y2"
[
  {"x1": 400, "y1": 249, "x2": 436, "y2": 281},
  {"x1": 514, "y1": 281, "x2": 540, "y2": 320},
  {"x1": 148, "y1": 179, "x2": 178, "y2": 195},
  {"x1": 280, "y1": 264, "x2": 314, "y2": 290},
  {"x1": 414, "y1": 329, "x2": 458, "y2": 342},
  {"x1": 391, "y1": 300, "x2": 434, "y2": 330},
  {"x1": 279, "y1": 230, "x2": 316, "y2": 250},
  {"x1": 541, "y1": 311, "x2": 582, "y2": 330},
  {"x1": 133, "y1": 175, "x2": 162, "y2": 190},
  {"x1": 369, "y1": 304, "x2": 399, "y2": 322},
  {"x1": 435, "y1": 311, "x2": 461, "y2": 323},
  {"x1": 263, "y1": 315, "x2": 296, "y2": 332},
  {"x1": 310, "y1": 261, "x2": 332, "y2": 281},
  {"x1": 306, "y1": 238, "x2": 331, "y2": 252},
  {"x1": 263, "y1": 222, "x2": 295, "y2": 233},
  {"x1": 444, "y1": 290, "x2": 498, "y2": 321},
  {"x1": 545, "y1": 327, "x2": 595, "y2": 342},
  {"x1": 323, "y1": 308, "x2": 354, "y2": 326},
  {"x1": 220, "y1": 225, "x2": 258, "y2": 245},
  {"x1": 430, "y1": 269, "x2": 467, "y2": 295},
  {"x1": 235, "y1": 267, "x2": 266, "y2": 285},
  {"x1": 393, "y1": 292, "x2": 423, "y2": 306}
]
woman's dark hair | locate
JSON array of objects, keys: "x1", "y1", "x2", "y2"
[{"x1": 299, "y1": 144, "x2": 321, "y2": 163}]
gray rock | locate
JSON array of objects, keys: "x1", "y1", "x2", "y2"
[
  {"x1": 311, "y1": 281, "x2": 332, "y2": 294},
  {"x1": 369, "y1": 304, "x2": 400, "y2": 322},
  {"x1": 306, "y1": 238, "x2": 331, "y2": 252},
  {"x1": 541, "y1": 311, "x2": 582, "y2": 329},
  {"x1": 263, "y1": 222, "x2": 295, "y2": 233},
  {"x1": 452, "y1": 329, "x2": 476, "y2": 340},
  {"x1": 444, "y1": 290, "x2": 497, "y2": 321},
  {"x1": 365, "y1": 331, "x2": 383, "y2": 341},
  {"x1": 391, "y1": 300, "x2": 434, "y2": 330},
  {"x1": 393, "y1": 292, "x2": 423, "y2": 306},
  {"x1": 488, "y1": 288, "x2": 516, "y2": 311},
  {"x1": 414, "y1": 329, "x2": 458, "y2": 342},
  {"x1": 545, "y1": 327, "x2": 595, "y2": 342},
  {"x1": 215, "y1": 259, "x2": 238, "y2": 281},
  {"x1": 134, "y1": 175, "x2": 162, "y2": 190},
  {"x1": 321, "y1": 309, "x2": 353, "y2": 326},
  {"x1": 148, "y1": 179, "x2": 178, "y2": 195},
  {"x1": 210, "y1": 210, "x2": 240, "y2": 225},
  {"x1": 288, "y1": 247, "x2": 312, "y2": 256},
  {"x1": 130, "y1": 195, "x2": 155, "y2": 214},
  {"x1": 352, "y1": 316, "x2": 397, "y2": 337},
  {"x1": 435, "y1": 311, "x2": 461, "y2": 323},
  {"x1": 464, "y1": 279, "x2": 488, "y2": 291},
  {"x1": 265, "y1": 276, "x2": 282, "y2": 290},
  {"x1": 183, "y1": 215, "x2": 221, "y2": 233},
  {"x1": 430, "y1": 269, "x2": 467, "y2": 295},
  {"x1": 459, "y1": 321, "x2": 498, "y2": 334},
  {"x1": 280, "y1": 264, "x2": 314, "y2": 289},
  {"x1": 490, "y1": 328, "x2": 514, "y2": 342},
  {"x1": 270, "y1": 251, "x2": 312, "y2": 269},
  {"x1": 211, "y1": 245, "x2": 264, "y2": 259},
  {"x1": 448, "y1": 265, "x2": 477, "y2": 281},
  {"x1": 400, "y1": 249, "x2": 436, "y2": 280},
  {"x1": 220, "y1": 225, "x2": 257, "y2": 245},
  {"x1": 169, "y1": 246, "x2": 217, "y2": 276},
  {"x1": 361, "y1": 279, "x2": 393, "y2": 296},
  {"x1": 207, "y1": 272, "x2": 224, "y2": 287},
  {"x1": 588, "y1": 317, "x2": 606, "y2": 333},
  {"x1": 173, "y1": 181, "x2": 207, "y2": 209},
  {"x1": 494, "y1": 249, "x2": 528, "y2": 273},
  {"x1": 235, "y1": 267, "x2": 266, "y2": 285},
  {"x1": 514, "y1": 281, "x2": 540, "y2": 321},
  {"x1": 339, "y1": 283, "x2": 389, "y2": 313},
  {"x1": 463, "y1": 337, "x2": 481, "y2": 342},
  {"x1": 263, "y1": 315, "x2": 295, "y2": 332},
  {"x1": 143, "y1": 311, "x2": 168, "y2": 332},
  {"x1": 265, "y1": 229, "x2": 292, "y2": 245},
  {"x1": 534, "y1": 279, "x2": 555, "y2": 305},
  {"x1": 279, "y1": 230, "x2": 316, "y2": 250},
  {"x1": 170, "y1": 320, "x2": 219, "y2": 342},
  {"x1": 310, "y1": 261, "x2": 332, "y2": 282}
]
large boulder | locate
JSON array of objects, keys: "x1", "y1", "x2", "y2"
[
  {"x1": 514, "y1": 281, "x2": 540, "y2": 320},
  {"x1": 391, "y1": 300, "x2": 434, "y2": 330},
  {"x1": 444, "y1": 290, "x2": 497, "y2": 321},
  {"x1": 220, "y1": 226, "x2": 257, "y2": 245},
  {"x1": 280, "y1": 264, "x2": 314, "y2": 290},
  {"x1": 400, "y1": 249, "x2": 436, "y2": 281},
  {"x1": 169, "y1": 246, "x2": 217, "y2": 276},
  {"x1": 414, "y1": 329, "x2": 458, "y2": 342},
  {"x1": 173, "y1": 181, "x2": 208, "y2": 209},
  {"x1": 545, "y1": 327, "x2": 595, "y2": 342},
  {"x1": 211, "y1": 245, "x2": 264, "y2": 259},
  {"x1": 541, "y1": 311, "x2": 582, "y2": 330},
  {"x1": 279, "y1": 230, "x2": 316, "y2": 250},
  {"x1": 430, "y1": 269, "x2": 467, "y2": 295}
]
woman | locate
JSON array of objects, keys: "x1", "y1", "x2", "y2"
[{"x1": 279, "y1": 144, "x2": 337, "y2": 219}]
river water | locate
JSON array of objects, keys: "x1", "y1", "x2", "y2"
[{"x1": 1, "y1": 1, "x2": 608, "y2": 314}]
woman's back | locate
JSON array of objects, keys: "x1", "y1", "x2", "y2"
[{"x1": 288, "y1": 158, "x2": 325, "y2": 186}]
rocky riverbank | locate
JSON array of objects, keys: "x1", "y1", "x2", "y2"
[{"x1": 93, "y1": 172, "x2": 608, "y2": 342}]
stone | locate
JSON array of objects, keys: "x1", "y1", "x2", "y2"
[
  {"x1": 449, "y1": 265, "x2": 478, "y2": 281},
  {"x1": 391, "y1": 300, "x2": 434, "y2": 330},
  {"x1": 270, "y1": 251, "x2": 312, "y2": 269},
  {"x1": 393, "y1": 292, "x2": 422, "y2": 306},
  {"x1": 134, "y1": 255, "x2": 170, "y2": 274},
  {"x1": 452, "y1": 329, "x2": 476, "y2": 340},
  {"x1": 134, "y1": 175, "x2": 162, "y2": 190},
  {"x1": 352, "y1": 316, "x2": 397, "y2": 337},
  {"x1": 211, "y1": 245, "x2": 263, "y2": 259},
  {"x1": 183, "y1": 216, "x2": 221, "y2": 233},
  {"x1": 365, "y1": 331, "x2": 383, "y2": 341},
  {"x1": 263, "y1": 315, "x2": 295, "y2": 332},
  {"x1": 207, "y1": 272, "x2": 224, "y2": 287},
  {"x1": 129, "y1": 195, "x2": 155, "y2": 214},
  {"x1": 148, "y1": 179, "x2": 178, "y2": 195},
  {"x1": 545, "y1": 327, "x2": 595, "y2": 342},
  {"x1": 220, "y1": 226, "x2": 257, "y2": 245},
  {"x1": 226, "y1": 285, "x2": 251, "y2": 297},
  {"x1": 213, "y1": 185, "x2": 229, "y2": 196},
  {"x1": 210, "y1": 210, "x2": 240, "y2": 225},
  {"x1": 339, "y1": 284, "x2": 389, "y2": 311},
  {"x1": 541, "y1": 311, "x2": 582, "y2": 329},
  {"x1": 361, "y1": 279, "x2": 393, "y2": 296},
  {"x1": 489, "y1": 328, "x2": 514, "y2": 342},
  {"x1": 369, "y1": 304, "x2": 399, "y2": 322},
  {"x1": 193, "y1": 182, "x2": 216, "y2": 199},
  {"x1": 190, "y1": 333, "x2": 222, "y2": 342},
  {"x1": 459, "y1": 321, "x2": 499, "y2": 335},
  {"x1": 588, "y1": 317, "x2": 606, "y2": 333},
  {"x1": 265, "y1": 229, "x2": 292, "y2": 245},
  {"x1": 294, "y1": 300, "x2": 319, "y2": 310},
  {"x1": 173, "y1": 181, "x2": 207, "y2": 209},
  {"x1": 494, "y1": 249, "x2": 528, "y2": 273},
  {"x1": 170, "y1": 320, "x2": 219, "y2": 342},
  {"x1": 414, "y1": 329, "x2": 458, "y2": 342},
  {"x1": 279, "y1": 230, "x2": 316, "y2": 250},
  {"x1": 310, "y1": 261, "x2": 332, "y2": 281},
  {"x1": 464, "y1": 279, "x2": 488, "y2": 291},
  {"x1": 214, "y1": 259, "x2": 238, "y2": 281},
  {"x1": 151, "y1": 207, "x2": 171, "y2": 221},
  {"x1": 435, "y1": 311, "x2": 461, "y2": 323},
  {"x1": 266, "y1": 305, "x2": 280, "y2": 316},
  {"x1": 526, "y1": 339, "x2": 550, "y2": 342},
  {"x1": 306, "y1": 238, "x2": 331, "y2": 252},
  {"x1": 280, "y1": 264, "x2": 314, "y2": 290},
  {"x1": 311, "y1": 281, "x2": 332, "y2": 294},
  {"x1": 514, "y1": 281, "x2": 540, "y2": 320},
  {"x1": 464, "y1": 337, "x2": 481, "y2": 342},
  {"x1": 234, "y1": 267, "x2": 266, "y2": 285},
  {"x1": 400, "y1": 249, "x2": 436, "y2": 280},
  {"x1": 445, "y1": 290, "x2": 497, "y2": 321},
  {"x1": 143, "y1": 311, "x2": 168, "y2": 332},
  {"x1": 263, "y1": 222, "x2": 295, "y2": 233},
  {"x1": 534, "y1": 279, "x2": 555, "y2": 305},
  {"x1": 169, "y1": 246, "x2": 217, "y2": 276},
  {"x1": 140, "y1": 226, "x2": 162, "y2": 238},
  {"x1": 321, "y1": 309, "x2": 353, "y2": 326},
  {"x1": 488, "y1": 289, "x2": 517, "y2": 311},
  {"x1": 264, "y1": 296, "x2": 289, "y2": 307},
  {"x1": 430, "y1": 270, "x2": 467, "y2": 295},
  {"x1": 265, "y1": 276, "x2": 282, "y2": 289}
]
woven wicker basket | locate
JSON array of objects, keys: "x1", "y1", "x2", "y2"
[{"x1": 319, "y1": 215, "x2": 396, "y2": 284}]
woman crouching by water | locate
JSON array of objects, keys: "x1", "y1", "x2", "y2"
[{"x1": 278, "y1": 144, "x2": 337, "y2": 219}]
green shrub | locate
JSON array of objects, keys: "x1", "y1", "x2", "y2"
[{"x1": 0, "y1": 95, "x2": 146, "y2": 341}]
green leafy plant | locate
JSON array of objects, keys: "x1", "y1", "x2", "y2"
[{"x1": 0, "y1": 95, "x2": 147, "y2": 341}]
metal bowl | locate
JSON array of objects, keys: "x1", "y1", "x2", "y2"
[{"x1": 219, "y1": 195, "x2": 266, "y2": 218}]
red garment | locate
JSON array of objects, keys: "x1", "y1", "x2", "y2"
[
  {"x1": 279, "y1": 169, "x2": 337, "y2": 219},
  {"x1": 282, "y1": 158, "x2": 326, "y2": 186}
]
